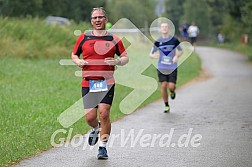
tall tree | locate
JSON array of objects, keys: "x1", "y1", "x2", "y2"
[
  {"x1": 206, "y1": 0, "x2": 226, "y2": 30},
  {"x1": 218, "y1": 0, "x2": 251, "y2": 42},
  {"x1": 106, "y1": 0, "x2": 156, "y2": 28},
  {"x1": 0, "y1": 0, "x2": 106, "y2": 22},
  {"x1": 0, "y1": 0, "x2": 43, "y2": 17},
  {"x1": 41, "y1": 0, "x2": 68, "y2": 17},
  {"x1": 241, "y1": 0, "x2": 252, "y2": 33},
  {"x1": 165, "y1": 0, "x2": 185, "y2": 33}
]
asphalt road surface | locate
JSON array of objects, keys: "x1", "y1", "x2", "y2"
[{"x1": 16, "y1": 47, "x2": 252, "y2": 167}]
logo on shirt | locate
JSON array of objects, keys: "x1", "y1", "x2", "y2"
[
  {"x1": 105, "y1": 43, "x2": 110, "y2": 47},
  {"x1": 89, "y1": 42, "x2": 95, "y2": 47}
]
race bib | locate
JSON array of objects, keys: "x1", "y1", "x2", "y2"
[
  {"x1": 89, "y1": 80, "x2": 108, "y2": 92},
  {"x1": 160, "y1": 56, "x2": 173, "y2": 65}
]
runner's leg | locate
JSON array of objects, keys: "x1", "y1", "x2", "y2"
[
  {"x1": 98, "y1": 104, "x2": 111, "y2": 142},
  {"x1": 85, "y1": 108, "x2": 99, "y2": 128},
  {"x1": 161, "y1": 81, "x2": 168, "y2": 103},
  {"x1": 168, "y1": 82, "x2": 176, "y2": 92}
]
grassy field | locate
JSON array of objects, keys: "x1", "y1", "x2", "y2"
[
  {"x1": 0, "y1": 17, "x2": 201, "y2": 166},
  {"x1": 211, "y1": 42, "x2": 252, "y2": 61},
  {"x1": 0, "y1": 17, "x2": 90, "y2": 59}
]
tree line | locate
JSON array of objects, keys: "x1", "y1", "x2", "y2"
[{"x1": 0, "y1": 0, "x2": 251, "y2": 42}]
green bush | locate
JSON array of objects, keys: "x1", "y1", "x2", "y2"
[{"x1": 0, "y1": 17, "x2": 90, "y2": 58}]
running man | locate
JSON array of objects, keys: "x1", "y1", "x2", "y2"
[
  {"x1": 149, "y1": 22, "x2": 183, "y2": 113},
  {"x1": 71, "y1": 7, "x2": 129, "y2": 159},
  {"x1": 187, "y1": 21, "x2": 200, "y2": 46},
  {"x1": 179, "y1": 21, "x2": 189, "y2": 41}
]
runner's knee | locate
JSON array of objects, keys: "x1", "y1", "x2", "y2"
[
  {"x1": 99, "y1": 109, "x2": 110, "y2": 121},
  {"x1": 161, "y1": 82, "x2": 167, "y2": 90},
  {"x1": 169, "y1": 86, "x2": 175, "y2": 92},
  {"x1": 85, "y1": 113, "x2": 97, "y2": 124}
]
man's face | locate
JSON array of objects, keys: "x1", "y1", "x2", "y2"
[
  {"x1": 91, "y1": 10, "x2": 108, "y2": 30},
  {"x1": 160, "y1": 23, "x2": 169, "y2": 35}
]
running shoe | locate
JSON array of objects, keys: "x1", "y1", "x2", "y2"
[
  {"x1": 88, "y1": 122, "x2": 100, "y2": 146},
  {"x1": 170, "y1": 91, "x2": 176, "y2": 100},
  {"x1": 164, "y1": 106, "x2": 170, "y2": 113},
  {"x1": 97, "y1": 147, "x2": 108, "y2": 160}
]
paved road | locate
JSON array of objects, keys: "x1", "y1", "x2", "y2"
[{"x1": 16, "y1": 47, "x2": 252, "y2": 167}]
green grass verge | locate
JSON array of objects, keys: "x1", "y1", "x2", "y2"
[
  {"x1": 0, "y1": 51, "x2": 200, "y2": 166},
  {"x1": 0, "y1": 17, "x2": 90, "y2": 59},
  {"x1": 211, "y1": 43, "x2": 252, "y2": 61}
]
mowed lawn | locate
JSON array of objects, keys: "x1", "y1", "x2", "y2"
[{"x1": 0, "y1": 50, "x2": 200, "y2": 166}]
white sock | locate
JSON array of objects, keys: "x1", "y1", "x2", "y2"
[
  {"x1": 99, "y1": 141, "x2": 107, "y2": 148},
  {"x1": 93, "y1": 123, "x2": 99, "y2": 130}
]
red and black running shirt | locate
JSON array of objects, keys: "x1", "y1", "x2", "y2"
[{"x1": 72, "y1": 31, "x2": 127, "y2": 87}]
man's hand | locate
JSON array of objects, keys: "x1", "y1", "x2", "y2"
[
  {"x1": 149, "y1": 52, "x2": 160, "y2": 59},
  {"x1": 173, "y1": 55, "x2": 179, "y2": 63},
  {"x1": 104, "y1": 57, "x2": 119, "y2": 66},
  {"x1": 76, "y1": 59, "x2": 88, "y2": 68},
  {"x1": 71, "y1": 53, "x2": 88, "y2": 68},
  {"x1": 173, "y1": 50, "x2": 183, "y2": 63}
]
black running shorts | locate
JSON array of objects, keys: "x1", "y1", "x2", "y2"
[
  {"x1": 190, "y1": 37, "x2": 197, "y2": 44},
  {"x1": 82, "y1": 84, "x2": 115, "y2": 109},
  {"x1": 157, "y1": 69, "x2": 177, "y2": 83}
]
